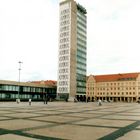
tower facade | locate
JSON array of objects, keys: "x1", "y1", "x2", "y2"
[{"x1": 57, "y1": 0, "x2": 87, "y2": 101}]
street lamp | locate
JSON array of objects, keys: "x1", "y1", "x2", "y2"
[{"x1": 17, "y1": 61, "x2": 23, "y2": 103}]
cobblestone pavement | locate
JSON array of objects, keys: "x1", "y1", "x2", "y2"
[{"x1": 0, "y1": 101, "x2": 140, "y2": 140}]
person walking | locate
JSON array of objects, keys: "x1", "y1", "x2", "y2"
[
  {"x1": 43, "y1": 95, "x2": 48, "y2": 104},
  {"x1": 98, "y1": 99, "x2": 102, "y2": 106},
  {"x1": 29, "y1": 98, "x2": 32, "y2": 106}
]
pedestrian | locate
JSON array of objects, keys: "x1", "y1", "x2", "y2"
[
  {"x1": 16, "y1": 98, "x2": 20, "y2": 104},
  {"x1": 29, "y1": 98, "x2": 31, "y2": 106},
  {"x1": 98, "y1": 99, "x2": 102, "y2": 106},
  {"x1": 16, "y1": 99, "x2": 19, "y2": 104},
  {"x1": 43, "y1": 95, "x2": 48, "y2": 104}
]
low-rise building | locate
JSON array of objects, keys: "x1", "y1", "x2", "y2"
[
  {"x1": 0, "y1": 80, "x2": 56, "y2": 101},
  {"x1": 86, "y1": 73, "x2": 140, "y2": 102}
]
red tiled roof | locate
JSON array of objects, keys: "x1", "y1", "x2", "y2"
[
  {"x1": 91, "y1": 72, "x2": 140, "y2": 82},
  {"x1": 31, "y1": 80, "x2": 57, "y2": 86}
]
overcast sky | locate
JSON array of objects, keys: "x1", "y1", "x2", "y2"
[{"x1": 0, "y1": 0, "x2": 140, "y2": 81}]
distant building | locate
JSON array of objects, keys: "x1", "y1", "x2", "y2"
[
  {"x1": 0, "y1": 80, "x2": 56, "y2": 101},
  {"x1": 31, "y1": 80, "x2": 57, "y2": 87},
  {"x1": 86, "y1": 73, "x2": 140, "y2": 102},
  {"x1": 57, "y1": 0, "x2": 87, "y2": 101}
]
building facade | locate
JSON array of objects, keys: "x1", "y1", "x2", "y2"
[
  {"x1": 57, "y1": 0, "x2": 87, "y2": 101},
  {"x1": 86, "y1": 73, "x2": 140, "y2": 102},
  {"x1": 0, "y1": 80, "x2": 56, "y2": 101}
]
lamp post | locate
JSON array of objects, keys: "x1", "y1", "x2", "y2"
[{"x1": 17, "y1": 61, "x2": 23, "y2": 103}]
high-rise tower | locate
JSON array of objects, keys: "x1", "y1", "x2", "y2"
[{"x1": 57, "y1": 0, "x2": 87, "y2": 101}]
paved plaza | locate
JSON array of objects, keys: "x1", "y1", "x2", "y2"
[{"x1": 0, "y1": 101, "x2": 140, "y2": 140}]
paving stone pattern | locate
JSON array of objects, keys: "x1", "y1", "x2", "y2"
[{"x1": 0, "y1": 102, "x2": 140, "y2": 140}]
